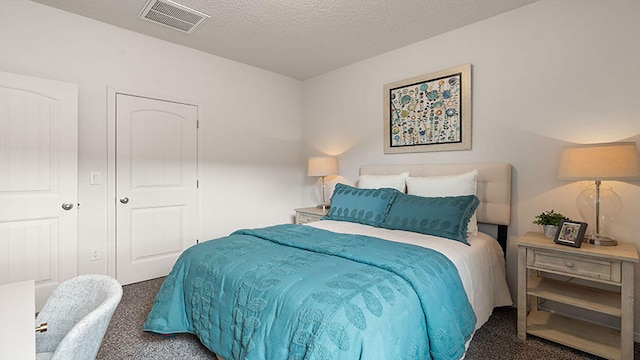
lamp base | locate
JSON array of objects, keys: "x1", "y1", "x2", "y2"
[
  {"x1": 316, "y1": 204, "x2": 330, "y2": 210},
  {"x1": 583, "y1": 234, "x2": 617, "y2": 246}
]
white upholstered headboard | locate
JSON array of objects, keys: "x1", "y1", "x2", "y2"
[{"x1": 359, "y1": 163, "x2": 512, "y2": 226}]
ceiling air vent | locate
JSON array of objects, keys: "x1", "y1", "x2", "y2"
[{"x1": 138, "y1": 0, "x2": 210, "y2": 34}]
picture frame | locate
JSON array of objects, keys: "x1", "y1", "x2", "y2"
[
  {"x1": 383, "y1": 64, "x2": 471, "y2": 154},
  {"x1": 554, "y1": 220, "x2": 588, "y2": 248}
]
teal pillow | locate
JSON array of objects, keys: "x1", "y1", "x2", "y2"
[
  {"x1": 324, "y1": 183, "x2": 399, "y2": 227},
  {"x1": 381, "y1": 193, "x2": 480, "y2": 245}
]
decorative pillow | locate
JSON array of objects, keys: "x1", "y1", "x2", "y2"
[
  {"x1": 381, "y1": 193, "x2": 480, "y2": 244},
  {"x1": 324, "y1": 183, "x2": 398, "y2": 227},
  {"x1": 357, "y1": 172, "x2": 409, "y2": 192},
  {"x1": 405, "y1": 170, "x2": 479, "y2": 235}
]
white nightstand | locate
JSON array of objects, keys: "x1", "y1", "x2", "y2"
[
  {"x1": 294, "y1": 207, "x2": 329, "y2": 224},
  {"x1": 517, "y1": 231, "x2": 639, "y2": 359}
]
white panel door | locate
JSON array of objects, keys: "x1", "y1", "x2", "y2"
[
  {"x1": 116, "y1": 94, "x2": 197, "y2": 285},
  {"x1": 0, "y1": 71, "x2": 78, "y2": 310}
]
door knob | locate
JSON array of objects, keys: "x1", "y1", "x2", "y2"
[
  {"x1": 61, "y1": 203, "x2": 74, "y2": 211},
  {"x1": 35, "y1": 323, "x2": 48, "y2": 333},
  {"x1": 120, "y1": 197, "x2": 130, "y2": 204}
]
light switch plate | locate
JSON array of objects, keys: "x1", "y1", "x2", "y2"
[{"x1": 90, "y1": 172, "x2": 102, "y2": 185}]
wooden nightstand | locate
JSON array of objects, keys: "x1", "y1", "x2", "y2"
[
  {"x1": 517, "y1": 231, "x2": 639, "y2": 360},
  {"x1": 294, "y1": 207, "x2": 329, "y2": 224}
]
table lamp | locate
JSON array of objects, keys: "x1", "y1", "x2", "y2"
[
  {"x1": 557, "y1": 142, "x2": 640, "y2": 245},
  {"x1": 307, "y1": 156, "x2": 338, "y2": 209}
]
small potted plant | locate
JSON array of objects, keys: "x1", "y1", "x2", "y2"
[{"x1": 533, "y1": 210, "x2": 569, "y2": 238}]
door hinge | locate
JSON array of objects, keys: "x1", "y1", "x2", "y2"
[
  {"x1": 196, "y1": 120, "x2": 200, "y2": 129},
  {"x1": 196, "y1": 179, "x2": 199, "y2": 188}
]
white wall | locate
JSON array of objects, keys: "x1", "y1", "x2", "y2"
[
  {"x1": 0, "y1": 0, "x2": 304, "y2": 275},
  {"x1": 302, "y1": 0, "x2": 640, "y2": 332}
]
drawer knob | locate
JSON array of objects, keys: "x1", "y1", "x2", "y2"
[{"x1": 565, "y1": 261, "x2": 574, "y2": 268}]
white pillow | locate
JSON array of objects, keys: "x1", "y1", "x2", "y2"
[
  {"x1": 357, "y1": 172, "x2": 409, "y2": 192},
  {"x1": 405, "y1": 170, "x2": 479, "y2": 235}
]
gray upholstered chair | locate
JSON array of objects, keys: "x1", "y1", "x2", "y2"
[{"x1": 35, "y1": 274, "x2": 123, "y2": 360}]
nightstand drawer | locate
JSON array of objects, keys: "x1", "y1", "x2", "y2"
[
  {"x1": 295, "y1": 207, "x2": 329, "y2": 224},
  {"x1": 527, "y1": 249, "x2": 621, "y2": 283},
  {"x1": 296, "y1": 213, "x2": 322, "y2": 224}
]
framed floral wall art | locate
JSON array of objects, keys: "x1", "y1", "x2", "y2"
[{"x1": 384, "y1": 64, "x2": 471, "y2": 153}]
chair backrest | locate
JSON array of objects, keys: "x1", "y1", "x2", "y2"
[{"x1": 35, "y1": 274, "x2": 123, "y2": 360}]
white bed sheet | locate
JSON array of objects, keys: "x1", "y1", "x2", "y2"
[{"x1": 306, "y1": 220, "x2": 512, "y2": 331}]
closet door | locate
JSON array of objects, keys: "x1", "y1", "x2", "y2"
[
  {"x1": 0, "y1": 71, "x2": 78, "y2": 310},
  {"x1": 115, "y1": 94, "x2": 198, "y2": 285}
]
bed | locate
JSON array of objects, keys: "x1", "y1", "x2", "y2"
[{"x1": 143, "y1": 163, "x2": 513, "y2": 360}]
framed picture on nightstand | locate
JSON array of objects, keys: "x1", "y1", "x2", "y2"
[{"x1": 554, "y1": 220, "x2": 587, "y2": 247}]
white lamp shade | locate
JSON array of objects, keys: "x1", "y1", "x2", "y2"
[
  {"x1": 557, "y1": 142, "x2": 640, "y2": 180},
  {"x1": 307, "y1": 157, "x2": 338, "y2": 177}
]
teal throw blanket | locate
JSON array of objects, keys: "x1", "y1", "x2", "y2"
[{"x1": 143, "y1": 224, "x2": 476, "y2": 359}]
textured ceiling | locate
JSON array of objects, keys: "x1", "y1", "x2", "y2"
[{"x1": 30, "y1": 0, "x2": 539, "y2": 80}]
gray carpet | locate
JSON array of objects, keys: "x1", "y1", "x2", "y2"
[{"x1": 97, "y1": 277, "x2": 638, "y2": 359}]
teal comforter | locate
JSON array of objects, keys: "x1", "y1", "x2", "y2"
[{"x1": 143, "y1": 224, "x2": 476, "y2": 360}]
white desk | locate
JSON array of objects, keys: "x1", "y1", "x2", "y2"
[{"x1": 0, "y1": 280, "x2": 36, "y2": 360}]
